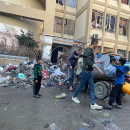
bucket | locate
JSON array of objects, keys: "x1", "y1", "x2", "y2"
[{"x1": 122, "y1": 82, "x2": 130, "y2": 95}]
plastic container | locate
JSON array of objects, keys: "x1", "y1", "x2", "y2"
[{"x1": 122, "y1": 82, "x2": 130, "y2": 95}]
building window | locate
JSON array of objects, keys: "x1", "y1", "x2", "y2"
[
  {"x1": 91, "y1": 10, "x2": 104, "y2": 30},
  {"x1": 64, "y1": 19, "x2": 75, "y2": 35},
  {"x1": 103, "y1": 47, "x2": 113, "y2": 53},
  {"x1": 117, "y1": 49, "x2": 126, "y2": 57},
  {"x1": 105, "y1": 14, "x2": 116, "y2": 33},
  {"x1": 66, "y1": 0, "x2": 77, "y2": 8},
  {"x1": 119, "y1": 18, "x2": 128, "y2": 36},
  {"x1": 121, "y1": 0, "x2": 130, "y2": 5},
  {"x1": 54, "y1": 17, "x2": 63, "y2": 33},
  {"x1": 56, "y1": 0, "x2": 64, "y2": 5}
]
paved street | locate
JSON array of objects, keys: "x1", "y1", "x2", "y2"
[{"x1": 0, "y1": 86, "x2": 130, "y2": 130}]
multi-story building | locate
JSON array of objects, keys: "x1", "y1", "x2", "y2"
[
  {"x1": 75, "y1": 0, "x2": 130, "y2": 60},
  {"x1": 0, "y1": 0, "x2": 78, "y2": 63},
  {"x1": 0, "y1": 0, "x2": 130, "y2": 62}
]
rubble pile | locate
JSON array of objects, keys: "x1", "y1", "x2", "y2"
[{"x1": 0, "y1": 59, "x2": 66, "y2": 88}]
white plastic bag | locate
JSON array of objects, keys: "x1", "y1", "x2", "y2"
[{"x1": 54, "y1": 68, "x2": 62, "y2": 76}]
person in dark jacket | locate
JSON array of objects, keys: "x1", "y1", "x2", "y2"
[
  {"x1": 33, "y1": 57, "x2": 43, "y2": 98},
  {"x1": 72, "y1": 39, "x2": 104, "y2": 110},
  {"x1": 59, "y1": 48, "x2": 83, "y2": 90},
  {"x1": 104, "y1": 58, "x2": 127, "y2": 110}
]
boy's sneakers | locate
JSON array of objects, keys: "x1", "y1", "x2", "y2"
[
  {"x1": 34, "y1": 95, "x2": 40, "y2": 98},
  {"x1": 91, "y1": 103, "x2": 103, "y2": 110},
  {"x1": 72, "y1": 97, "x2": 80, "y2": 104}
]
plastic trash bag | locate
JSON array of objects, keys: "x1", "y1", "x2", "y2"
[
  {"x1": 54, "y1": 68, "x2": 62, "y2": 76},
  {"x1": 18, "y1": 73, "x2": 25, "y2": 80},
  {"x1": 0, "y1": 76, "x2": 10, "y2": 84},
  {"x1": 92, "y1": 55, "x2": 116, "y2": 78},
  {"x1": 0, "y1": 67, "x2": 4, "y2": 72},
  {"x1": 42, "y1": 71, "x2": 48, "y2": 79}
]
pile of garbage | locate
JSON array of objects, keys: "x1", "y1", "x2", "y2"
[{"x1": 0, "y1": 59, "x2": 66, "y2": 88}]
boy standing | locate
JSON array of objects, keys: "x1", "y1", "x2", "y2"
[
  {"x1": 104, "y1": 58, "x2": 126, "y2": 110},
  {"x1": 33, "y1": 57, "x2": 43, "y2": 98}
]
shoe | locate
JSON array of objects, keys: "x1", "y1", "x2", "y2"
[
  {"x1": 72, "y1": 97, "x2": 80, "y2": 104},
  {"x1": 113, "y1": 104, "x2": 122, "y2": 109},
  {"x1": 103, "y1": 105, "x2": 112, "y2": 110},
  {"x1": 38, "y1": 94, "x2": 42, "y2": 96},
  {"x1": 91, "y1": 103, "x2": 103, "y2": 110},
  {"x1": 34, "y1": 95, "x2": 40, "y2": 98}
]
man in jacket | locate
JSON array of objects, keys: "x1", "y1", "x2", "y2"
[
  {"x1": 59, "y1": 48, "x2": 83, "y2": 90},
  {"x1": 72, "y1": 39, "x2": 104, "y2": 110}
]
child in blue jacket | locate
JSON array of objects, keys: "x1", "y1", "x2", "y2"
[{"x1": 104, "y1": 58, "x2": 127, "y2": 110}]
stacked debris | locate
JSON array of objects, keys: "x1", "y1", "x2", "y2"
[{"x1": 0, "y1": 58, "x2": 66, "y2": 88}]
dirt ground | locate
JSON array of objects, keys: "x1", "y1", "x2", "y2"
[{"x1": 0, "y1": 86, "x2": 130, "y2": 130}]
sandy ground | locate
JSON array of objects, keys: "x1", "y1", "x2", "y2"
[{"x1": 0, "y1": 86, "x2": 130, "y2": 130}]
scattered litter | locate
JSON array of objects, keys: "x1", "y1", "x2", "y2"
[
  {"x1": 44, "y1": 124, "x2": 49, "y2": 128},
  {"x1": 41, "y1": 85, "x2": 45, "y2": 88},
  {"x1": 55, "y1": 93, "x2": 66, "y2": 99},
  {"x1": 18, "y1": 73, "x2": 25, "y2": 80},
  {"x1": 49, "y1": 123, "x2": 61, "y2": 130},
  {"x1": 83, "y1": 119, "x2": 95, "y2": 128},
  {"x1": 102, "y1": 120, "x2": 111, "y2": 126},
  {"x1": 81, "y1": 122, "x2": 89, "y2": 127},
  {"x1": 0, "y1": 59, "x2": 66, "y2": 88},
  {"x1": 103, "y1": 112, "x2": 111, "y2": 118},
  {"x1": 105, "y1": 123, "x2": 123, "y2": 130}
]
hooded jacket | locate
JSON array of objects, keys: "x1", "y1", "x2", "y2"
[{"x1": 114, "y1": 65, "x2": 126, "y2": 85}]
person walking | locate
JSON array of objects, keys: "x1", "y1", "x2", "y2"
[
  {"x1": 72, "y1": 39, "x2": 104, "y2": 110},
  {"x1": 59, "y1": 48, "x2": 83, "y2": 90}
]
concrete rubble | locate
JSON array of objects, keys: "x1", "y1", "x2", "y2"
[{"x1": 0, "y1": 58, "x2": 66, "y2": 89}]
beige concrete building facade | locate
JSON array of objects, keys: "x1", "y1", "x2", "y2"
[
  {"x1": 0, "y1": 0, "x2": 130, "y2": 62},
  {"x1": 74, "y1": 0, "x2": 130, "y2": 60},
  {"x1": 0, "y1": 0, "x2": 78, "y2": 63}
]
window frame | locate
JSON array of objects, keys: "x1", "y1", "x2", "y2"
[
  {"x1": 119, "y1": 18, "x2": 128, "y2": 36},
  {"x1": 105, "y1": 14, "x2": 116, "y2": 33},
  {"x1": 91, "y1": 10, "x2": 104, "y2": 30}
]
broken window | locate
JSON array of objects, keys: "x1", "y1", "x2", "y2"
[
  {"x1": 119, "y1": 18, "x2": 128, "y2": 36},
  {"x1": 117, "y1": 49, "x2": 126, "y2": 57},
  {"x1": 66, "y1": 0, "x2": 77, "y2": 8},
  {"x1": 56, "y1": 0, "x2": 64, "y2": 5},
  {"x1": 91, "y1": 10, "x2": 104, "y2": 30},
  {"x1": 105, "y1": 14, "x2": 116, "y2": 33},
  {"x1": 121, "y1": 0, "x2": 130, "y2": 5},
  {"x1": 64, "y1": 19, "x2": 75, "y2": 35},
  {"x1": 54, "y1": 17, "x2": 63, "y2": 33}
]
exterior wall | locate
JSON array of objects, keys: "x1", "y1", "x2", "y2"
[
  {"x1": 54, "y1": 1, "x2": 76, "y2": 40},
  {"x1": 74, "y1": 10, "x2": 87, "y2": 40},
  {"x1": 74, "y1": 0, "x2": 91, "y2": 42},
  {"x1": 1, "y1": 0, "x2": 45, "y2": 10},
  {"x1": 75, "y1": 0, "x2": 130, "y2": 59},
  {"x1": 0, "y1": 15, "x2": 43, "y2": 46}
]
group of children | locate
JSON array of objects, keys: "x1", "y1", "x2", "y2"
[{"x1": 33, "y1": 51, "x2": 127, "y2": 110}]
